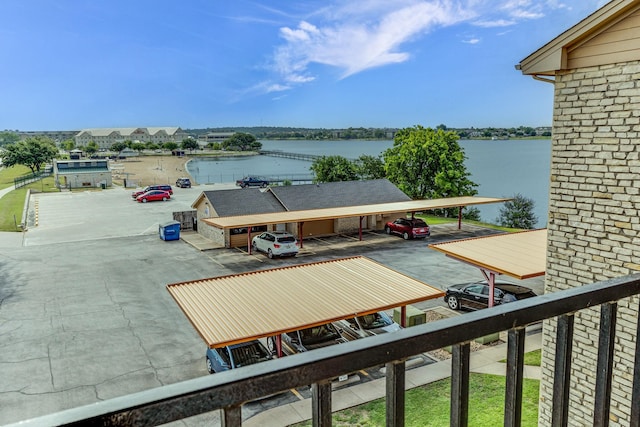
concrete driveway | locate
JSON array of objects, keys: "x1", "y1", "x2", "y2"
[
  {"x1": 0, "y1": 186, "x2": 545, "y2": 425},
  {"x1": 21, "y1": 183, "x2": 236, "y2": 246}
]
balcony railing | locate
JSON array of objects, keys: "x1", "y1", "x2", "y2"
[{"x1": 8, "y1": 274, "x2": 640, "y2": 427}]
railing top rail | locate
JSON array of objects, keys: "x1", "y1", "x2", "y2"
[{"x1": 10, "y1": 273, "x2": 640, "y2": 427}]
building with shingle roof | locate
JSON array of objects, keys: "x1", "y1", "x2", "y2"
[{"x1": 192, "y1": 179, "x2": 412, "y2": 248}]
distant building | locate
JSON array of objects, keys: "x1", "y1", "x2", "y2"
[
  {"x1": 197, "y1": 132, "x2": 235, "y2": 147},
  {"x1": 74, "y1": 127, "x2": 188, "y2": 150},
  {"x1": 17, "y1": 130, "x2": 79, "y2": 144}
]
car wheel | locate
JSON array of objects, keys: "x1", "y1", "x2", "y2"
[
  {"x1": 385, "y1": 226, "x2": 391, "y2": 235},
  {"x1": 206, "y1": 357, "x2": 214, "y2": 374},
  {"x1": 267, "y1": 249, "x2": 274, "y2": 259},
  {"x1": 261, "y1": 183, "x2": 267, "y2": 188},
  {"x1": 162, "y1": 197, "x2": 167, "y2": 201},
  {"x1": 403, "y1": 232, "x2": 410, "y2": 240},
  {"x1": 142, "y1": 198, "x2": 147, "y2": 203},
  {"x1": 447, "y1": 295, "x2": 460, "y2": 310}
]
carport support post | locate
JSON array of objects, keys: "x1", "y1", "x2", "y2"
[
  {"x1": 400, "y1": 306, "x2": 407, "y2": 328},
  {"x1": 458, "y1": 206, "x2": 463, "y2": 230},
  {"x1": 359, "y1": 216, "x2": 364, "y2": 241},
  {"x1": 247, "y1": 229, "x2": 253, "y2": 255},
  {"x1": 298, "y1": 222, "x2": 304, "y2": 248},
  {"x1": 481, "y1": 270, "x2": 497, "y2": 308},
  {"x1": 276, "y1": 335, "x2": 283, "y2": 358}
]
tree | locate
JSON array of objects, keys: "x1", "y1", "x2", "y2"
[
  {"x1": 111, "y1": 142, "x2": 127, "y2": 155},
  {"x1": 383, "y1": 125, "x2": 477, "y2": 200},
  {"x1": 163, "y1": 141, "x2": 178, "y2": 151},
  {"x1": 222, "y1": 132, "x2": 262, "y2": 151},
  {"x1": 462, "y1": 207, "x2": 481, "y2": 221},
  {"x1": 356, "y1": 155, "x2": 386, "y2": 180},
  {"x1": 0, "y1": 136, "x2": 58, "y2": 174},
  {"x1": 181, "y1": 138, "x2": 199, "y2": 153},
  {"x1": 61, "y1": 139, "x2": 75, "y2": 151},
  {"x1": 85, "y1": 141, "x2": 99, "y2": 156},
  {"x1": 131, "y1": 142, "x2": 146, "y2": 153},
  {"x1": 496, "y1": 193, "x2": 538, "y2": 229},
  {"x1": 0, "y1": 131, "x2": 20, "y2": 147},
  {"x1": 310, "y1": 155, "x2": 358, "y2": 182}
]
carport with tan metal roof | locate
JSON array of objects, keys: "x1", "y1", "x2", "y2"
[
  {"x1": 167, "y1": 256, "x2": 444, "y2": 354},
  {"x1": 202, "y1": 196, "x2": 509, "y2": 254},
  {"x1": 429, "y1": 229, "x2": 547, "y2": 307}
]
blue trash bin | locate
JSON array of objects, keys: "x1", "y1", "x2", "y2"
[{"x1": 159, "y1": 220, "x2": 181, "y2": 241}]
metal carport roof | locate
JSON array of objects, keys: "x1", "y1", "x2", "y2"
[
  {"x1": 428, "y1": 229, "x2": 547, "y2": 280},
  {"x1": 167, "y1": 256, "x2": 444, "y2": 348},
  {"x1": 201, "y1": 196, "x2": 509, "y2": 228}
]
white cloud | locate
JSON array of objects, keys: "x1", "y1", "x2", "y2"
[
  {"x1": 472, "y1": 19, "x2": 515, "y2": 28},
  {"x1": 258, "y1": 0, "x2": 587, "y2": 94}
]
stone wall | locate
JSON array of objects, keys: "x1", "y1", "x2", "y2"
[{"x1": 540, "y1": 61, "x2": 640, "y2": 426}]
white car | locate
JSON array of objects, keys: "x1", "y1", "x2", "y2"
[
  {"x1": 251, "y1": 231, "x2": 299, "y2": 258},
  {"x1": 336, "y1": 312, "x2": 402, "y2": 340}
]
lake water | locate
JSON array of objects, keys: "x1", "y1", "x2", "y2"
[{"x1": 187, "y1": 139, "x2": 551, "y2": 227}]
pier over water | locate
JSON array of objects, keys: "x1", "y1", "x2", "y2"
[{"x1": 259, "y1": 150, "x2": 326, "y2": 162}]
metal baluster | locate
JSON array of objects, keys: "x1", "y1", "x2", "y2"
[
  {"x1": 505, "y1": 328, "x2": 526, "y2": 427},
  {"x1": 312, "y1": 380, "x2": 332, "y2": 427},
  {"x1": 451, "y1": 342, "x2": 470, "y2": 427},
  {"x1": 594, "y1": 302, "x2": 617, "y2": 427},
  {"x1": 630, "y1": 297, "x2": 640, "y2": 426},
  {"x1": 552, "y1": 314, "x2": 574, "y2": 427},
  {"x1": 386, "y1": 360, "x2": 406, "y2": 427},
  {"x1": 221, "y1": 405, "x2": 242, "y2": 427}
]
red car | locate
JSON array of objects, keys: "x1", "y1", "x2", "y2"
[
  {"x1": 131, "y1": 185, "x2": 173, "y2": 199},
  {"x1": 136, "y1": 190, "x2": 171, "y2": 203},
  {"x1": 384, "y1": 217, "x2": 430, "y2": 239}
]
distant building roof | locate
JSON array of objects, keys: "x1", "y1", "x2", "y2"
[{"x1": 76, "y1": 127, "x2": 184, "y2": 138}]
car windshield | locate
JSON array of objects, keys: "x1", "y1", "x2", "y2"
[
  {"x1": 229, "y1": 342, "x2": 271, "y2": 368},
  {"x1": 299, "y1": 324, "x2": 339, "y2": 345},
  {"x1": 411, "y1": 219, "x2": 427, "y2": 227},
  {"x1": 357, "y1": 313, "x2": 393, "y2": 329},
  {"x1": 276, "y1": 236, "x2": 296, "y2": 243}
]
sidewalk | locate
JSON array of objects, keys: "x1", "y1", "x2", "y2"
[{"x1": 244, "y1": 328, "x2": 542, "y2": 426}]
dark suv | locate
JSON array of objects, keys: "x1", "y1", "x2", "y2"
[
  {"x1": 175, "y1": 177, "x2": 191, "y2": 188},
  {"x1": 384, "y1": 217, "x2": 430, "y2": 239},
  {"x1": 131, "y1": 184, "x2": 173, "y2": 198},
  {"x1": 236, "y1": 176, "x2": 269, "y2": 188}
]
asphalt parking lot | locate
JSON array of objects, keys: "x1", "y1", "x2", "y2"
[{"x1": 0, "y1": 186, "x2": 545, "y2": 425}]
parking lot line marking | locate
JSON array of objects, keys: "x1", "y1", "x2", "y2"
[{"x1": 290, "y1": 388, "x2": 304, "y2": 400}]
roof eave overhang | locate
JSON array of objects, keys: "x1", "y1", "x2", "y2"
[{"x1": 516, "y1": 0, "x2": 636, "y2": 76}]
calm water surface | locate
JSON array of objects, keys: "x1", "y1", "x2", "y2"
[{"x1": 187, "y1": 139, "x2": 551, "y2": 227}]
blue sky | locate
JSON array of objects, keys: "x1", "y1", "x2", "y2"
[{"x1": 0, "y1": 1, "x2": 607, "y2": 131}]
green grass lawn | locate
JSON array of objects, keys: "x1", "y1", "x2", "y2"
[
  {"x1": 421, "y1": 214, "x2": 524, "y2": 233},
  {"x1": 0, "y1": 165, "x2": 32, "y2": 190},
  {"x1": 500, "y1": 349, "x2": 541, "y2": 366},
  {"x1": 293, "y1": 373, "x2": 539, "y2": 427},
  {"x1": 0, "y1": 166, "x2": 58, "y2": 231}
]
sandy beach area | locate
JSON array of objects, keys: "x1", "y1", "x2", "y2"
[{"x1": 110, "y1": 155, "x2": 191, "y2": 188}]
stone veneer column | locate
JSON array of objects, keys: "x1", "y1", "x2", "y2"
[{"x1": 539, "y1": 61, "x2": 640, "y2": 426}]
